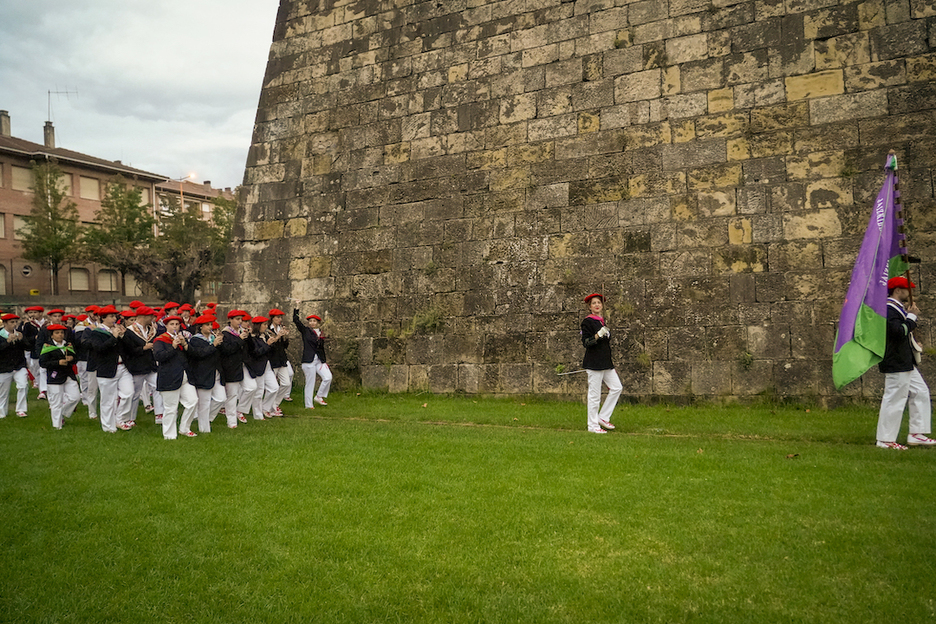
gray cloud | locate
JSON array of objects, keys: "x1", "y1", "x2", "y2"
[{"x1": 0, "y1": 0, "x2": 279, "y2": 188}]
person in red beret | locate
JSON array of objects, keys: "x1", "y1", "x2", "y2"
[
  {"x1": 73, "y1": 309, "x2": 102, "y2": 420},
  {"x1": 581, "y1": 293, "x2": 621, "y2": 434},
  {"x1": 876, "y1": 276, "x2": 936, "y2": 449},
  {"x1": 153, "y1": 315, "x2": 198, "y2": 439},
  {"x1": 242, "y1": 316, "x2": 281, "y2": 419},
  {"x1": 267, "y1": 308, "x2": 292, "y2": 416},
  {"x1": 186, "y1": 314, "x2": 225, "y2": 432},
  {"x1": 39, "y1": 324, "x2": 79, "y2": 430},
  {"x1": 86, "y1": 305, "x2": 134, "y2": 433},
  {"x1": 31, "y1": 308, "x2": 66, "y2": 400},
  {"x1": 122, "y1": 306, "x2": 162, "y2": 426},
  {"x1": 18, "y1": 306, "x2": 45, "y2": 394},
  {"x1": 217, "y1": 310, "x2": 251, "y2": 427},
  {"x1": 292, "y1": 300, "x2": 331, "y2": 408},
  {"x1": 0, "y1": 313, "x2": 28, "y2": 418}
]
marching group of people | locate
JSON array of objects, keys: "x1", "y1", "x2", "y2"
[{"x1": 0, "y1": 298, "x2": 332, "y2": 439}]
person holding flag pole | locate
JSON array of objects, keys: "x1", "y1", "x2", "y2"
[{"x1": 831, "y1": 151, "x2": 935, "y2": 449}]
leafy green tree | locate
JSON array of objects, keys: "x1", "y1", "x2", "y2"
[
  {"x1": 130, "y1": 194, "x2": 236, "y2": 302},
  {"x1": 85, "y1": 182, "x2": 237, "y2": 301},
  {"x1": 81, "y1": 176, "x2": 156, "y2": 290},
  {"x1": 16, "y1": 160, "x2": 81, "y2": 296}
]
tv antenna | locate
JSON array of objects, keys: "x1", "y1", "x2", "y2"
[{"x1": 47, "y1": 87, "x2": 78, "y2": 121}]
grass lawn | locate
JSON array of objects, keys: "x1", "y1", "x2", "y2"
[{"x1": 1, "y1": 390, "x2": 935, "y2": 623}]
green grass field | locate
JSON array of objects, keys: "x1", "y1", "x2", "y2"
[{"x1": 1, "y1": 390, "x2": 934, "y2": 623}]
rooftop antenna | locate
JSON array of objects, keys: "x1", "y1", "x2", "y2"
[{"x1": 47, "y1": 87, "x2": 78, "y2": 121}]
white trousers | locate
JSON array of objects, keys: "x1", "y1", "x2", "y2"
[
  {"x1": 302, "y1": 357, "x2": 332, "y2": 407},
  {"x1": 255, "y1": 363, "x2": 279, "y2": 416},
  {"x1": 38, "y1": 367, "x2": 47, "y2": 393},
  {"x1": 196, "y1": 373, "x2": 226, "y2": 433},
  {"x1": 25, "y1": 353, "x2": 39, "y2": 388},
  {"x1": 0, "y1": 368, "x2": 28, "y2": 417},
  {"x1": 161, "y1": 373, "x2": 198, "y2": 439},
  {"x1": 98, "y1": 364, "x2": 134, "y2": 433},
  {"x1": 272, "y1": 362, "x2": 294, "y2": 409},
  {"x1": 877, "y1": 368, "x2": 932, "y2": 442},
  {"x1": 223, "y1": 380, "x2": 242, "y2": 426},
  {"x1": 586, "y1": 368, "x2": 622, "y2": 432},
  {"x1": 48, "y1": 379, "x2": 80, "y2": 429},
  {"x1": 141, "y1": 377, "x2": 154, "y2": 409},
  {"x1": 132, "y1": 372, "x2": 163, "y2": 420},
  {"x1": 238, "y1": 366, "x2": 259, "y2": 418},
  {"x1": 77, "y1": 362, "x2": 99, "y2": 419}
]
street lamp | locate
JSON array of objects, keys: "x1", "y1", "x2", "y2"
[{"x1": 156, "y1": 173, "x2": 195, "y2": 234}]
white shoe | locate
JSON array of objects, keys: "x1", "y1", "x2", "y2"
[
  {"x1": 876, "y1": 440, "x2": 909, "y2": 450},
  {"x1": 588, "y1": 429, "x2": 608, "y2": 434},
  {"x1": 314, "y1": 397, "x2": 327, "y2": 406},
  {"x1": 599, "y1": 419, "x2": 615, "y2": 430},
  {"x1": 907, "y1": 433, "x2": 936, "y2": 447}
]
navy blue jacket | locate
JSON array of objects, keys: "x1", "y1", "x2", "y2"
[
  {"x1": 293, "y1": 309, "x2": 326, "y2": 363},
  {"x1": 879, "y1": 299, "x2": 918, "y2": 374}
]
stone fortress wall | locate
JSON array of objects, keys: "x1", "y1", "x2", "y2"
[{"x1": 222, "y1": 0, "x2": 936, "y2": 403}]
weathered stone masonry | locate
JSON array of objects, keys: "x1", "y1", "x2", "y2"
[{"x1": 223, "y1": 0, "x2": 936, "y2": 403}]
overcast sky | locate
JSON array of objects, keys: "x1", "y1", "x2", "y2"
[{"x1": 0, "y1": 0, "x2": 281, "y2": 190}]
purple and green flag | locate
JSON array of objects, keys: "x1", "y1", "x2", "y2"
[{"x1": 832, "y1": 153, "x2": 909, "y2": 389}]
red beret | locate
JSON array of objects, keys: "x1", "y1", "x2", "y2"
[
  {"x1": 887, "y1": 276, "x2": 915, "y2": 290},
  {"x1": 129, "y1": 300, "x2": 144, "y2": 309},
  {"x1": 76, "y1": 314, "x2": 88, "y2": 322},
  {"x1": 25, "y1": 306, "x2": 44, "y2": 312},
  {"x1": 84, "y1": 305, "x2": 100, "y2": 313},
  {"x1": 306, "y1": 314, "x2": 321, "y2": 321},
  {"x1": 162, "y1": 315, "x2": 184, "y2": 324},
  {"x1": 193, "y1": 314, "x2": 215, "y2": 325},
  {"x1": 227, "y1": 310, "x2": 247, "y2": 319},
  {"x1": 48, "y1": 309, "x2": 65, "y2": 315},
  {"x1": 251, "y1": 316, "x2": 269, "y2": 324},
  {"x1": 97, "y1": 305, "x2": 119, "y2": 316},
  {"x1": 120, "y1": 310, "x2": 136, "y2": 318},
  {"x1": 135, "y1": 306, "x2": 156, "y2": 316},
  {"x1": 1, "y1": 313, "x2": 20, "y2": 321},
  {"x1": 268, "y1": 308, "x2": 285, "y2": 316},
  {"x1": 163, "y1": 301, "x2": 180, "y2": 310},
  {"x1": 47, "y1": 324, "x2": 67, "y2": 332},
  {"x1": 583, "y1": 293, "x2": 604, "y2": 304}
]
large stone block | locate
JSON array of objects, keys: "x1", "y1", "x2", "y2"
[
  {"x1": 785, "y1": 70, "x2": 845, "y2": 101},
  {"x1": 614, "y1": 69, "x2": 662, "y2": 102}
]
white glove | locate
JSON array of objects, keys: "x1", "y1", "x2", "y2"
[{"x1": 597, "y1": 326, "x2": 610, "y2": 339}]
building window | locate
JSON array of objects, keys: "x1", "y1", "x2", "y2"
[
  {"x1": 0, "y1": 213, "x2": 6, "y2": 238},
  {"x1": 0, "y1": 163, "x2": 4, "y2": 187},
  {"x1": 0, "y1": 265, "x2": 7, "y2": 296},
  {"x1": 13, "y1": 215, "x2": 27, "y2": 240},
  {"x1": 60, "y1": 173, "x2": 73, "y2": 196},
  {"x1": 69, "y1": 268, "x2": 90, "y2": 291},
  {"x1": 79, "y1": 176, "x2": 100, "y2": 201},
  {"x1": 124, "y1": 273, "x2": 144, "y2": 297},
  {"x1": 98, "y1": 270, "x2": 119, "y2": 292},
  {"x1": 12, "y1": 166, "x2": 32, "y2": 191},
  {"x1": 140, "y1": 188, "x2": 150, "y2": 206}
]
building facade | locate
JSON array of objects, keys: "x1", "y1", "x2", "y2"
[{"x1": 0, "y1": 110, "x2": 233, "y2": 306}]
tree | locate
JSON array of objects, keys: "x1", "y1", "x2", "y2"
[
  {"x1": 16, "y1": 160, "x2": 81, "y2": 296},
  {"x1": 80, "y1": 176, "x2": 156, "y2": 288},
  {"x1": 84, "y1": 183, "x2": 237, "y2": 301}
]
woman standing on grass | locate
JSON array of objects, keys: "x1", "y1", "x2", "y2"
[
  {"x1": 292, "y1": 300, "x2": 331, "y2": 408},
  {"x1": 581, "y1": 293, "x2": 621, "y2": 434}
]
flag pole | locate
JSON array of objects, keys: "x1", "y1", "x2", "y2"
[{"x1": 890, "y1": 149, "x2": 914, "y2": 306}]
